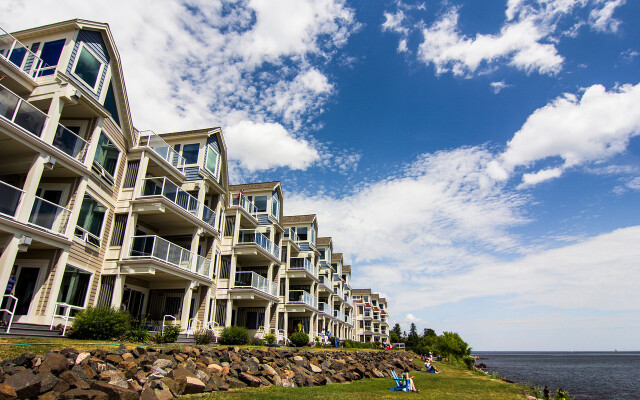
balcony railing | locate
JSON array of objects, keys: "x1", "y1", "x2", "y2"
[
  {"x1": 0, "y1": 180, "x2": 24, "y2": 218},
  {"x1": 138, "y1": 130, "x2": 185, "y2": 170},
  {"x1": 234, "y1": 271, "x2": 277, "y2": 297},
  {"x1": 345, "y1": 316, "x2": 353, "y2": 325},
  {"x1": 333, "y1": 286, "x2": 343, "y2": 299},
  {"x1": 318, "y1": 275, "x2": 331, "y2": 288},
  {"x1": 284, "y1": 228, "x2": 300, "y2": 243},
  {"x1": 74, "y1": 225, "x2": 101, "y2": 248},
  {"x1": 289, "y1": 257, "x2": 317, "y2": 277},
  {"x1": 139, "y1": 177, "x2": 216, "y2": 229},
  {"x1": 128, "y1": 235, "x2": 211, "y2": 278},
  {"x1": 344, "y1": 295, "x2": 353, "y2": 307},
  {"x1": 237, "y1": 229, "x2": 279, "y2": 259},
  {"x1": 0, "y1": 27, "x2": 50, "y2": 79},
  {"x1": 28, "y1": 196, "x2": 70, "y2": 235},
  {"x1": 318, "y1": 302, "x2": 333, "y2": 316},
  {"x1": 288, "y1": 290, "x2": 317, "y2": 309},
  {"x1": 333, "y1": 273, "x2": 341, "y2": 281},
  {"x1": 231, "y1": 194, "x2": 258, "y2": 215},
  {"x1": 333, "y1": 309, "x2": 344, "y2": 321},
  {"x1": 0, "y1": 84, "x2": 89, "y2": 161}
]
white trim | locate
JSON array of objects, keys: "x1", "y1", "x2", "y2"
[
  {"x1": 74, "y1": 193, "x2": 108, "y2": 248},
  {"x1": 60, "y1": 261, "x2": 95, "y2": 309},
  {"x1": 70, "y1": 43, "x2": 105, "y2": 94},
  {"x1": 12, "y1": 260, "x2": 48, "y2": 323}
]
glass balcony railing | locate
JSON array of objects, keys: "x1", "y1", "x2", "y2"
[
  {"x1": 234, "y1": 271, "x2": 277, "y2": 297},
  {"x1": 333, "y1": 286, "x2": 343, "y2": 299},
  {"x1": 74, "y1": 226, "x2": 101, "y2": 247},
  {"x1": 28, "y1": 196, "x2": 71, "y2": 235},
  {"x1": 289, "y1": 257, "x2": 317, "y2": 277},
  {"x1": 344, "y1": 295, "x2": 353, "y2": 307},
  {"x1": 237, "y1": 229, "x2": 279, "y2": 259},
  {"x1": 128, "y1": 235, "x2": 211, "y2": 278},
  {"x1": 345, "y1": 316, "x2": 353, "y2": 325},
  {"x1": 0, "y1": 84, "x2": 89, "y2": 162},
  {"x1": 318, "y1": 302, "x2": 333, "y2": 316},
  {"x1": 284, "y1": 228, "x2": 300, "y2": 243},
  {"x1": 0, "y1": 180, "x2": 24, "y2": 218},
  {"x1": 288, "y1": 290, "x2": 317, "y2": 308},
  {"x1": 138, "y1": 130, "x2": 185, "y2": 171},
  {"x1": 231, "y1": 194, "x2": 258, "y2": 216},
  {"x1": 0, "y1": 27, "x2": 50, "y2": 79},
  {"x1": 139, "y1": 177, "x2": 216, "y2": 229},
  {"x1": 333, "y1": 309, "x2": 344, "y2": 321}
]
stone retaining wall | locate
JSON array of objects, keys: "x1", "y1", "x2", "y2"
[{"x1": 0, "y1": 345, "x2": 420, "y2": 399}]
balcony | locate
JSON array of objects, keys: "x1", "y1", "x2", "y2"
[
  {"x1": 345, "y1": 316, "x2": 353, "y2": 325},
  {"x1": 289, "y1": 257, "x2": 317, "y2": 278},
  {"x1": 333, "y1": 309, "x2": 344, "y2": 321},
  {"x1": 0, "y1": 27, "x2": 49, "y2": 82},
  {"x1": 138, "y1": 130, "x2": 185, "y2": 174},
  {"x1": 344, "y1": 295, "x2": 353, "y2": 307},
  {"x1": 138, "y1": 177, "x2": 216, "y2": 229},
  {"x1": 333, "y1": 273, "x2": 341, "y2": 281},
  {"x1": 127, "y1": 235, "x2": 211, "y2": 278},
  {"x1": 318, "y1": 302, "x2": 333, "y2": 316},
  {"x1": 74, "y1": 225, "x2": 100, "y2": 248},
  {"x1": 237, "y1": 229, "x2": 279, "y2": 260},
  {"x1": 288, "y1": 290, "x2": 317, "y2": 309},
  {"x1": 0, "y1": 180, "x2": 24, "y2": 218},
  {"x1": 231, "y1": 194, "x2": 258, "y2": 216},
  {"x1": 0, "y1": 84, "x2": 90, "y2": 163},
  {"x1": 233, "y1": 271, "x2": 277, "y2": 297},
  {"x1": 333, "y1": 286, "x2": 343, "y2": 299},
  {"x1": 28, "y1": 195, "x2": 70, "y2": 235}
]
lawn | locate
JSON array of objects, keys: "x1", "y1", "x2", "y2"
[
  {"x1": 187, "y1": 360, "x2": 529, "y2": 400},
  {"x1": 0, "y1": 337, "x2": 137, "y2": 360}
]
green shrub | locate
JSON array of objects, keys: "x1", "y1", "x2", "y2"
[
  {"x1": 462, "y1": 355, "x2": 476, "y2": 370},
  {"x1": 151, "y1": 324, "x2": 182, "y2": 344},
  {"x1": 71, "y1": 306, "x2": 131, "y2": 340},
  {"x1": 220, "y1": 326, "x2": 249, "y2": 345},
  {"x1": 264, "y1": 333, "x2": 277, "y2": 346},
  {"x1": 289, "y1": 332, "x2": 309, "y2": 347},
  {"x1": 128, "y1": 319, "x2": 150, "y2": 343},
  {"x1": 193, "y1": 329, "x2": 216, "y2": 345}
]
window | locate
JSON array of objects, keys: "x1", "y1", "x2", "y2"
[
  {"x1": 57, "y1": 266, "x2": 91, "y2": 308},
  {"x1": 38, "y1": 39, "x2": 65, "y2": 76},
  {"x1": 253, "y1": 196, "x2": 267, "y2": 212},
  {"x1": 75, "y1": 195, "x2": 107, "y2": 247},
  {"x1": 92, "y1": 132, "x2": 120, "y2": 184},
  {"x1": 271, "y1": 196, "x2": 278, "y2": 218},
  {"x1": 310, "y1": 223, "x2": 316, "y2": 244},
  {"x1": 109, "y1": 213, "x2": 128, "y2": 246},
  {"x1": 72, "y1": 45, "x2": 104, "y2": 90},
  {"x1": 182, "y1": 143, "x2": 199, "y2": 164},
  {"x1": 7, "y1": 47, "x2": 26, "y2": 68},
  {"x1": 319, "y1": 248, "x2": 326, "y2": 260},
  {"x1": 205, "y1": 145, "x2": 221, "y2": 180},
  {"x1": 103, "y1": 83, "x2": 120, "y2": 125},
  {"x1": 297, "y1": 227, "x2": 308, "y2": 241}
]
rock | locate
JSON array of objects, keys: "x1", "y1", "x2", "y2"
[
  {"x1": 182, "y1": 377, "x2": 206, "y2": 394},
  {"x1": 38, "y1": 392, "x2": 60, "y2": 400},
  {"x1": 90, "y1": 381, "x2": 139, "y2": 400},
  {"x1": 4, "y1": 370, "x2": 41, "y2": 398},
  {"x1": 60, "y1": 370, "x2": 90, "y2": 390},
  {"x1": 39, "y1": 354, "x2": 69, "y2": 374},
  {"x1": 224, "y1": 377, "x2": 247, "y2": 389},
  {"x1": 0, "y1": 383, "x2": 17, "y2": 400},
  {"x1": 76, "y1": 353, "x2": 91, "y2": 365},
  {"x1": 38, "y1": 372, "x2": 61, "y2": 393},
  {"x1": 238, "y1": 372, "x2": 261, "y2": 387},
  {"x1": 105, "y1": 355, "x2": 123, "y2": 365},
  {"x1": 62, "y1": 389, "x2": 109, "y2": 400},
  {"x1": 160, "y1": 378, "x2": 184, "y2": 396},
  {"x1": 309, "y1": 364, "x2": 322, "y2": 373},
  {"x1": 151, "y1": 360, "x2": 172, "y2": 370}
]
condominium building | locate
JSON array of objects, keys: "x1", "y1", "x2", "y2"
[
  {"x1": 353, "y1": 289, "x2": 390, "y2": 344},
  {"x1": 0, "y1": 20, "x2": 381, "y2": 343}
]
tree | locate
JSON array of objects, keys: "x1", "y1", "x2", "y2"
[
  {"x1": 422, "y1": 328, "x2": 436, "y2": 339},
  {"x1": 390, "y1": 323, "x2": 403, "y2": 343},
  {"x1": 406, "y1": 323, "x2": 420, "y2": 351},
  {"x1": 433, "y1": 331, "x2": 471, "y2": 360}
]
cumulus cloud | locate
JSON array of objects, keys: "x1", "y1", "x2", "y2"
[
  {"x1": 0, "y1": 0, "x2": 357, "y2": 174},
  {"x1": 490, "y1": 81, "x2": 511, "y2": 94},
  {"x1": 492, "y1": 83, "x2": 640, "y2": 185},
  {"x1": 383, "y1": 0, "x2": 627, "y2": 77}
]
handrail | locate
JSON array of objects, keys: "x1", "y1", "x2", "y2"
[
  {"x1": 28, "y1": 195, "x2": 71, "y2": 235},
  {"x1": 234, "y1": 271, "x2": 277, "y2": 297},
  {"x1": 127, "y1": 235, "x2": 211, "y2": 278},
  {"x1": 288, "y1": 290, "x2": 318, "y2": 309},
  {"x1": 138, "y1": 130, "x2": 186, "y2": 170},
  {"x1": 231, "y1": 194, "x2": 258, "y2": 216},
  {"x1": 0, "y1": 180, "x2": 25, "y2": 218},
  {"x1": 0, "y1": 27, "x2": 49, "y2": 79},
  {"x1": 74, "y1": 225, "x2": 101, "y2": 247},
  {"x1": 238, "y1": 229, "x2": 279, "y2": 259},
  {"x1": 161, "y1": 315, "x2": 177, "y2": 335},
  {"x1": 0, "y1": 295, "x2": 17, "y2": 333},
  {"x1": 53, "y1": 124, "x2": 89, "y2": 162},
  {"x1": 289, "y1": 257, "x2": 317, "y2": 277},
  {"x1": 49, "y1": 302, "x2": 84, "y2": 336},
  {"x1": 186, "y1": 318, "x2": 201, "y2": 337},
  {"x1": 0, "y1": 84, "x2": 48, "y2": 137}
]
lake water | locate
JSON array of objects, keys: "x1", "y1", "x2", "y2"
[{"x1": 472, "y1": 352, "x2": 640, "y2": 400}]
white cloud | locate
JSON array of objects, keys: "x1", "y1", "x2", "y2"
[
  {"x1": 382, "y1": 10, "x2": 408, "y2": 35},
  {"x1": 0, "y1": 0, "x2": 357, "y2": 174},
  {"x1": 494, "y1": 83, "x2": 640, "y2": 186},
  {"x1": 589, "y1": 0, "x2": 625, "y2": 32},
  {"x1": 490, "y1": 81, "x2": 511, "y2": 94}
]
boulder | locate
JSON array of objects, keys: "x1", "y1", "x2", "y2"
[
  {"x1": 39, "y1": 354, "x2": 69, "y2": 374},
  {"x1": 0, "y1": 383, "x2": 16, "y2": 400},
  {"x1": 4, "y1": 370, "x2": 41, "y2": 398},
  {"x1": 90, "y1": 381, "x2": 139, "y2": 400},
  {"x1": 182, "y1": 377, "x2": 206, "y2": 395},
  {"x1": 60, "y1": 370, "x2": 90, "y2": 390},
  {"x1": 62, "y1": 389, "x2": 109, "y2": 400}
]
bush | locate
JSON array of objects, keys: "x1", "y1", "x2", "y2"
[
  {"x1": 220, "y1": 326, "x2": 249, "y2": 345},
  {"x1": 343, "y1": 340, "x2": 377, "y2": 349},
  {"x1": 128, "y1": 319, "x2": 150, "y2": 343},
  {"x1": 264, "y1": 334, "x2": 277, "y2": 346},
  {"x1": 289, "y1": 332, "x2": 309, "y2": 347},
  {"x1": 71, "y1": 306, "x2": 131, "y2": 340},
  {"x1": 151, "y1": 324, "x2": 182, "y2": 344},
  {"x1": 193, "y1": 329, "x2": 216, "y2": 345},
  {"x1": 462, "y1": 355, "x2": 476, "y2": 370}
]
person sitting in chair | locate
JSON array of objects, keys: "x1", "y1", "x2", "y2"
[
  {"x1": 402, "y1": 372, "x2": 419, "y2": 392},
  {"x1": 425, "y1": 361, "x2": 440, "y2": 373}
]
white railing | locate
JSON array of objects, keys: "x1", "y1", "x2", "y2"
[
  {"x1": 0, "y1": 180, "x2": 24, "y2": 218},
  {"x1": 205, "y1": 321, "x2": 222, "y2": 339},
  {"x1": 318, "y1": 275, "x2": 332, "y2": 290},
  {"x1": 318, "y1": 302, "x2": 333, "y2": 316},
  {"x1": 345, "y1": 316, "x2": 353, "y2": 326},
  {"x1": 91, "y1": 161, "x2": 116, "y2": 186},
  {"x1": 333, "y1": 286, "x2": 343, "y2": 299},
  {"x1": 28, "y1": 195, "x2": 71, "y2": 235},
  {"x1": 344, "y1": 295, "x2": 353, "y2": 307},
  {"x1": 128, "y1": 235, "x2": 211, "y2": 278},
  {"x1": 74, "y1": 225, "x2": 101, "y2": 247},
  {"x1": 138, "y1": 130, "x2": 186, "y2": 170},
  {"x1": 233, "y1": 271, "x2": 277, "y2": 297},
  {"x1": 161, "y1": 315, "x2": 177, "y2": 335},
  {"x1": 237, "y1": 229, "x2": 279, "y2": 259},
  {"x1": 186, "y1": 318, "x2": 201, "y2": 337},
  {"x1": 231, "y1": 194, "x2": 258, "y2": 215},
  {"x1": 0, "y1": 27, "x2": 50, "y2": 79},
  {"x1": 49, "y1": 302, "x2": 84, "y2": 336},
  {"x1": 52, "y1": 124, "x2": 89, "y2": 162},
  {"x1": 333, "y1": 309, "x2": 344, "y2": 321},
  {"x1": 0, "y1": 84, "x2": 48, "y2": 137},
  {"x1": 289, "y1": 257, "x2": 317, "y2": 277},
  {"x1": 288, "y1": 290, "x2": 318, "y2": 309},
  {"x1": 0, "y1": 295, "x2": 17, "y2": 333},
  {"x1": 285, "y1": 228, "x2": 300, "y2": 243}
]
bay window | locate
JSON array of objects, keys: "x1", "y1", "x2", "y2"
[{"x1": 92, "y1": 132, "x2": 120, "y2": 184}]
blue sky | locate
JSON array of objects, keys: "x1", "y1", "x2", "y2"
[{"x1": 3, "y1": 0, "x2": 639, "y2": 350}]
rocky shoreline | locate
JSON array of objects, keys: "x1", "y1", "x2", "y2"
[{"x1": 0, "y1": 345, "x2": 420, "y2": 399}]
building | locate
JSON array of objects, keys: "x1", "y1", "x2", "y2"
[
  {"x1": 353, "y1": 289, "x2": 390, "y2": 344},
  {"x1": 0, "y1": 20, "x2": 385, "y2": 343}
]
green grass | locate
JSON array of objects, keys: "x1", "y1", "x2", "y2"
[
  {"x1": 0, "y1": 337, "x2": 139, "y2": 359},
  {"x1": 187, "y1": 360, "x2": 530, "y2": 400}
]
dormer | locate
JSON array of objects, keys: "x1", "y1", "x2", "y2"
[{"x1": 282, "y1": 214, "x2": 318, "y2": 252}]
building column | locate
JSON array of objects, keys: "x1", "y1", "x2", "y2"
[
  {"x1": 0, "y1": 237, "x2": 21, "y2": 295},
  {"x1": 264, "y1": 301, "x2": 272, "y2": 333},
  {"x1": 202, "y1": 286, "x2": 212, "y2": 327},
  {"x1": 41, "y1": 95, "x2": 64, "y2": 143},
  {"x1": 119, "y1": 212, "x2": 138, "y2": 260},
  {"x1": 16, "y1": 156, "x2": 46, "y2": 223},
  {"x1": 180, "y1": 282, "x2": 195, "y2": 330},
  {"x1": 65, "y1": 178, "x2": 88, "y2": 238},
  {"x1": 43, "y1": 250, "x2": 70, "y2": 319},
  {"x1": 82, "y1": 119, "x2": 104, "y2": 170},
  {"x1": 283, "y1": 311, "x2": 288, "y2": 338},
  {"x1": 225, "y1": 298, "x2": 234, "y2": 327},
  {"x1": 109, "y1": 273, "x2": 126, "y2": 308}
]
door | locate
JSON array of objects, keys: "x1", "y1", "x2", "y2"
[{"x1": 13, "y1": 266, "x2": 41, "y2": 319}]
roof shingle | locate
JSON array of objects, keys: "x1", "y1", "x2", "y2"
[{"x1": 281, "y1": 214, "x2": 316, "y2": 224}]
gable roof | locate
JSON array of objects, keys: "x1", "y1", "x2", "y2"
[
  {"x1": 281, "y1": 214, "x2": 316, "y2": 224},
  {"x1": 316, "y1": 237, "x2": 332, "y2": 246},
  {"x1": 331, "y1": 253, "x2": 343, "y2": 263},
  {"x1": 352, "y1": 288, "x2": 372, "y2": 294},
  {"x1": 229, "y1": 181, "x2": 280, "y2": 191},
  {"x1": 342, "y1": 265, "x2": 351, "y2": 273}
]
